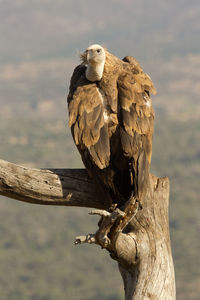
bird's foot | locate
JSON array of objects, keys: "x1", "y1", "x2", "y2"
[
  {"x1": 74, "y1": 233, "x2": 96, "y2": 245},
  {"x1": 74, "y1": 196, "x2": 140, "y2": 251},
  {"x1": 74, "y1": 207, "x2": 126, "y2": 249}
]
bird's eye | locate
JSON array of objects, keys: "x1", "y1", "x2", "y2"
[{"x1": 96, "y1": 49, "x2": 101, "y2": 53}]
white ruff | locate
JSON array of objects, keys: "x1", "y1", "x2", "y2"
[{"x1": 86, "y1": 62, "x2": 104, "y2": 82}]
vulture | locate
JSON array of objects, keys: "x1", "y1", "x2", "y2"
[{"x1": 67, "y1": 44, "x2": 156, "y2": 208}]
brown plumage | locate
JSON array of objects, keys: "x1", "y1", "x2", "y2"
[{"x1": 67, "y1": 45, "x2": 156, "y2": 208}]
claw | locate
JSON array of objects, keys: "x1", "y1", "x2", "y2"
[
  {"x1": 102, "y1": 237, "x2": 110, "y2": 247},
  {"x1": 74, "y1": 199, "x2": 138, "y2": 250},
  {"x1": 109, "y1": 203, "x2": 118, "y2": 212},
  {"x1": 74, "y1": 236, "x2": 85, "y2": 245},
  {"x1": 74, "y1": 233, "x2": 96, "y2": 245}
]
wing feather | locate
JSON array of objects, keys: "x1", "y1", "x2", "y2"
[
  {"x1": 117, "y1": 56, "x2": 155, "y2": 198},
  {"x1": 68, "y1": 66, "x2": 110, "y2": 169},
  {"x1": 89, "y1": 125, "x2": 110, "y2": 169}
]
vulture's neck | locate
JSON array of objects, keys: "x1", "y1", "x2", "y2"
[{"x1": 86, "y1": 62, "x2": 104, "y2": 82}]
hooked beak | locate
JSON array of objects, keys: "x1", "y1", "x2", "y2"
[{"x1": 87, "y1": 50, "x2": 96, "y2": 64}]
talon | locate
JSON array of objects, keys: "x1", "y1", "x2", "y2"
[
  {"x1": 109, "y1": 203, "x2": 117, "y2": 212},
  {"x1": 74, "y1": 237, "x2": 82, "y2": 245},
  {"x1": 86, "y1": 234, "x2": 96, "y2": 244},
  {"x1": 74, "y1": 234, "x2": 96, "y2": 245},
  {"x1": 102, "y1": 237, "x2": 110, "y2": 247}
]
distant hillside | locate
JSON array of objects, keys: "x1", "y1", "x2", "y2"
[
  {"x1": 1, "y1": 0, "x2": 200, "y2": 63},
  {"x1": 0, "y1": 0, "x2": 200, "y2": 299},
  {"x1": 0, "y1": 54, "x2": 199, "y2": 121}
]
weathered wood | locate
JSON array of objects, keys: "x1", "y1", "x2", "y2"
[
  {"x1": 118, "y1": 175, "x2": 176, "y2": 299},
  {"x1": 0, "y1": 159, "x2": 106, "y2": 209},
  {"x1": 0, "y1": 159, "x2": 176, "y2": 299}
]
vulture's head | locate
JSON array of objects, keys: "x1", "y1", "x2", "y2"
[
  {"x1": 86, "y1": 44, "x2": 106, "y2": 65},
  {"x1": 81, "y1": 44, "x2": 106, "y2": 82}
]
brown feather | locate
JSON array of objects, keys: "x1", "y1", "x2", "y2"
[{"x1": 67, "y1": 47, "x2": 156, "y2": 207}]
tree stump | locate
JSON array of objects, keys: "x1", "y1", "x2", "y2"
[{"x1": 0, "y1": 159, "x2": 176, "y2": 299}]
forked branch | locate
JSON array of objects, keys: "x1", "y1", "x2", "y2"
[{"x1": 0, "y1": 159, "x2": 176, "y2": 299}]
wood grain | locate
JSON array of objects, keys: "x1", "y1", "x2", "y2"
[
  {"x1": 0, "y1": 159, "x2": 176, "y2": 299},
  {"x1": 0, "y1": 159, "x2": 106, "y2": 208}
]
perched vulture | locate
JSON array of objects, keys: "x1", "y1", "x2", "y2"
[{"x1": 67, "y1": 44, "x2": 156, "y2": 208}]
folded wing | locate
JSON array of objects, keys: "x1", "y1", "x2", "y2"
[
  {"x1": 117, "y1": 56, "x2": 156, "y2": 198},
  {"x1": 68, "y1": 65, "x2": 110, "y2": 170}
]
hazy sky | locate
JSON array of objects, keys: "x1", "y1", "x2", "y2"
[{"x1": 1, "y1": 0, "x2": 199, "y2": 63}]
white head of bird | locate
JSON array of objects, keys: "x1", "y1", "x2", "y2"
[{"x1": 85, "y1": 44, "x2": 106, "y2": 82}]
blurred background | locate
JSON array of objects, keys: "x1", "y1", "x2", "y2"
[{"x1": 0, "y1": 0, "x2": 199, "y2": 299}]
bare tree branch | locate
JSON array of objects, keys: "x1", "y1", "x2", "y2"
[
  {"x1": 0, "y1": 159, "x2": 107, "y2": 209},
  {"x1": 0, "y1": 159, "x2": 176, "y2": 299}
]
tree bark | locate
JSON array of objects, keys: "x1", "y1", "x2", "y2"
[
  {"x1": 0, "y1": 159, "x2": 176, "y2": 299},
  {"x1": 118, "y1": 175, "x2": 176, "y2": 299},
  {"x1": 0, "y1": 159, "x2": 106, "y2": 209}
]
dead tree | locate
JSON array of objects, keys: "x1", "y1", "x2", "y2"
[{"x1": 0, "y1": 159, "x2": 176, "y2": 299}]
